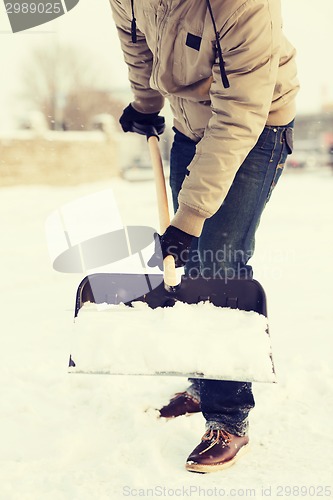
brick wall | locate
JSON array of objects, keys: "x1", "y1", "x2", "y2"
[{"x1": 0, "y1": 131, "x2": 119, "y2": 186}]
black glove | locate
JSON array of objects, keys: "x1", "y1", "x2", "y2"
[
  {"x1": 148, "y1": 225, "x2": 195, "y2": 270},
  {"x1": 119, "y1": 104, "x2": 165, "y2": 135}
]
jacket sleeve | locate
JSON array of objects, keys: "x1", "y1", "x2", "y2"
[
  {"x1": 109, "y1": 0, "x2": 164, "y2": 113},
  {"x1": 172, "y1": 0, "x2": 283, "y2": 236}
]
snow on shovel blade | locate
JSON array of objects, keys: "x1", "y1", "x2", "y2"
[{"x1": 69, "y1": 273, "x2": 276, "y2": 383}]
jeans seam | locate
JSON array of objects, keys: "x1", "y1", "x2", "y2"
[{"x1": 241, "y1": 130, "x2": 279, "y2": 252}]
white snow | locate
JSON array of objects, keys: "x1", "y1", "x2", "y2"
[
  {"x1": 72, "y1": 301, "x2": 274, "y2": 382},
  {"x1": 1, "y1": 169, "x2": 333, "y2": 499}
]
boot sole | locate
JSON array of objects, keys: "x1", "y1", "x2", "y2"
[
  {"x1": 159, "y1": 410, "x2": 200, "y2": 420},
  {"x1": 185, "y1": 443, "x2": 250, "y2": 473}
]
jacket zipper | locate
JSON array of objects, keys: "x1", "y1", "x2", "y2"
[
  {"x1": 152, "y1": 1, "x2": 170, "y2": 89},
  {"x1": 153, "y1": 2, "x2": 199, "y2": 138}
]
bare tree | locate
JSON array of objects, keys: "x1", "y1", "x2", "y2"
[{"x1": 19, "y1": 43, "x2": 123, "y2": 130}]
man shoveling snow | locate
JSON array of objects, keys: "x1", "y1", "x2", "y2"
[{"x1": 109, "y1": 0, "x2": 299, "y2": 473}]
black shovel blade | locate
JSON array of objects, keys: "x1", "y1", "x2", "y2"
[{"x1": 74, "y1": 273, "x2": 267, "y2": 317}]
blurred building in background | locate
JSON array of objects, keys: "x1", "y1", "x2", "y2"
[{"x1": 287, "y1": 106, "x2": 333, "y2": 171}]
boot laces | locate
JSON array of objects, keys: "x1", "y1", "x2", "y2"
[{"x1": 199, "y1": 428, "x2": 231, "y2": 455}]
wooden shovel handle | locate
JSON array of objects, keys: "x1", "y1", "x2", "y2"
[{"x1": 147, "y1": 135, "x2": 179, "y2": 288}]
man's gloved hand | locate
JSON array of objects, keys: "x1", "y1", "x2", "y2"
[
  {"x1": 148, "y1": 225, "x2": 195, "y2": 271},
  {"x1": 119, "y1": 104, "x2": 165, "y2": 135}
]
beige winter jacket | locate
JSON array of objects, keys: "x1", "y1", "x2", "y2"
[{"x1": 110, "y1": 0, "x2": 299, "y2": 236}]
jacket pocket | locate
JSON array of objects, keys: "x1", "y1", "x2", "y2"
[{"x1": 173, "y1": 27, "x2": 214, "y2": 86}]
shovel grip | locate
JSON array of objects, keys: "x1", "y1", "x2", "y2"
[{"x1": 147, "y1": 135, "x2": 179, "y2": 289}]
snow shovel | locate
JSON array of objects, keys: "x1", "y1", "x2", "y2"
[{"x1": 69, "y1": 127, "x2": 276, "y2": 383}]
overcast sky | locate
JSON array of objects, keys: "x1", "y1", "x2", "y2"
[{"x1": 1, "y1": 0, "x2": 333, "y2": 130}]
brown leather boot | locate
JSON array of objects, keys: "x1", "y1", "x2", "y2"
[
  {"x1": 158, "y1": 391, "x2": 201, "y2": 419},
  {"x1": 186, "y1": 428, "x2": 249, "y2": 473}
]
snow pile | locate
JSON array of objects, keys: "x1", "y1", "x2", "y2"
[{"x1": 71, "y1": 300, "x2": 274, "y2": 382}]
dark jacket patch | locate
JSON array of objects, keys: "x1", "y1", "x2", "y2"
[{"x1": 186, "y1": 33, "x2": 202, "y2": 51}]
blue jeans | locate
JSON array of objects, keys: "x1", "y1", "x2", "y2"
[{"x1": 170, "y1": 122, "x2": 294, "y2": 436}]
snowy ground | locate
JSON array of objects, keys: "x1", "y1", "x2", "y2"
[{"x1": 1, "y1": 168, "x2": 333, "y2": 499}]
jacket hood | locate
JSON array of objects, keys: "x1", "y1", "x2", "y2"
[{"x1": 129, "y1": 0, "x2": 230, "y2": 88}]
